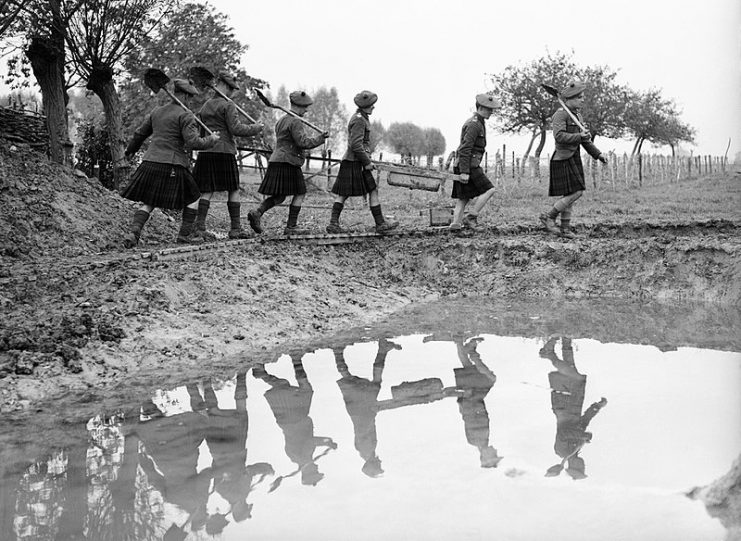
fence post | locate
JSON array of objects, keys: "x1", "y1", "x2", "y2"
[{"x1": 327, "y1": 149, "x2": 333, "y2": 190}]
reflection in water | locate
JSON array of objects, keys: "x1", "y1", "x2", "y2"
[
  {"x1": 334, "y1": 339, "x2": 398, "y2": 477},
  {"x1": 1, "y1": 330, "x2": 739, "y2": 540},
  {"x1": 253, "y1": 353, "x2": 336, "y2": 489},
  {"x1": 540, "y1": 337, "x2": 608, "y2": 480}
]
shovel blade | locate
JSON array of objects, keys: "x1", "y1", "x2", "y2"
[
  {"x1": 143, "y1": 68, "x2": 170, "y2": 93},
  {"x1": 541, "y1": 83, "x2": 559, "y2": 98}
]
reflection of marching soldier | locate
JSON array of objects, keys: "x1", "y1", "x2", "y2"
[
  {"x1": 539, "y1": 80, "x2": 608, "y2": 239},
  {"x1": 540, "y1": 337, "x2": 607, "y2": 479},
  {"x1": 449, "y1": 94, "x2": 501, "y2": 231},
  {"x1": 135, "y1": 400, "x2": 212, "y2": 533},
  {"x1": 334, "y1": 338, "x2": 400, "y2": 477},
  {"x1": 193, "y1": 72, "x2": 265, "y2": 240},
  {"x1": 326, "y1": 91, "x2": 398, "y2": 234},
  {"x1": 121, "y1": 79, "x2": 220, "y2": 247},
  {"x1": 454, "y1": 337, "x2": 502, "y2": 468},
  {"x1": 253, "y1": 354, "x2": 336, "y2": 486},
  {"x1": 247, "y1": 91, "x2": 329, "y2": 236},
  {"x1": 197, "y1": 373, "x2": 273, "y2": 525}
]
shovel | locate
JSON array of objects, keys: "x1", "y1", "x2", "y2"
[
  {"x1": 268, "y1": 445, "x2": 334, "y2": 492},
  {"x1": 541, "y1": 83, "x2": 588, "y2": 132},
  {"x1": 143, "y1": 68, "x2": 215, "y2": 135},
  {"x1": 544, "y1": 440, "x2": 587, "y2": 477},
  {"x1": 254, "y1": 88, "x2": 326, "y2": 134},
  {"x1": 188, "y1": 65, "x2": 259, "y2": 123}
]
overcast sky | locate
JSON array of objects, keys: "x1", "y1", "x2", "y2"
[{"x1": 205, "y1": 0, "x2": 740, "y2": 159}]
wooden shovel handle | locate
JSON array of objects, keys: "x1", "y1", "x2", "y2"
[{"x1": 161, "y1": 87, "x2": 215, "y2": 135}]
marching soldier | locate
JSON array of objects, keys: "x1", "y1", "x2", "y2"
[
  {"x1": 449, "y1": 94, "x2": 501, "y2": 231},
  {"x1": 326, "y1": 90, "x2": 398, "y2": 234},
  {"x1": 193, "y1": 72, "x2": 264, "y2": 239},
  {"x1": 540, "y1": 80, "x2": 608, "y2": 239},
  {"x1": 247, "y1": 91, "x2": 328, "y2": 235},
  {"x1": 121, "y1": 78, "x2": 220, "y2": 247}
]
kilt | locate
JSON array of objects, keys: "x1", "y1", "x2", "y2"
[
  {"x1": 258, "y1": 162, "x2": 306, "y2": 196},
  {"x1": 121, "y1": 161, "x2": 200, "y2": 209},
  {"x1": 549, "y1": 154, "x2": 586, "y2": 196},
  {"x1": 451, "y1": 166, "x2": 494, "y2": 199},
  {"x1": 193, "y1": 152, "x2": 240, "y2": 192},
  {"x1": 331, "y1": 160, "x2": 377, "y2": 196}
]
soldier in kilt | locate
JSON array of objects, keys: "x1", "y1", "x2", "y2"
[
  {"x1": 449, "y1": 94, "x2": 501, "y2": 231},
  {"x1": 122, "y1": 79, "x2": 220, "y2": 248},
  {"x1": 247, "y1": 91, "x2": 328, "y2": 235},
  {"x1": 540, "y1": 80, "x2": 607, "y2": 239},
  {"x1": 326, "y1": 91, "x2": 398, "y2": 234},
  {"x1": 193, "y1": 72, "x2": 264, "y2": 239}
]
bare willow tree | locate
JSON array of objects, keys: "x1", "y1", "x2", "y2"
[
  {"x1": 623, "y1": 88, "x2": 694, "y2": 156},
  {"x1": 65, "y1": 0, "x2": 173, "y2": 189}
]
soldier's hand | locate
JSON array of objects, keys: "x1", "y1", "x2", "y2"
[
  {"x1": 254, "y1": 122, "x2": 265, "y2": 131},
  {"x1": 321, "y1": 131, "x2": 330, "y2": 139},
  {"x1": 207, "y1": 132, "x2": 221, "y2": 145},
  {"x1": 580, "y1": 130, "x2": 591, "y2": 142},
  {"x1": 459, "y1": 173, "x2": 470, "y2": 182},
  {"x1": 598, "y1": 154, "x2": 608, "y2": 164},
  {"x1": 364, "y1": 163, "x2": 375, "y2": 171}
]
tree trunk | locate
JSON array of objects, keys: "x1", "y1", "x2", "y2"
[
  {"x1": 26, "y1": 32, "x2": 71, "y2": 165},
  {"x1": 88, "y1": 66, "x2": 128, "y2": 191},
  {"x1": 631, "y1": 137, "x2": 642, "y2": 157},
  {"x1": 522, "y1": 129, "x2": 541, "y2": 173},
  {"x1": 637, "y1": 138, "x2": 645, "y2": 155},
  {"x1": 533, "y1": 129, "x2": 547, "y2": 158}
]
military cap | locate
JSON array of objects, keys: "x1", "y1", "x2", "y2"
[
  {"x1": 354, "y1": 90, "x2": 378, "y2": 108},
  {"x1": 172, "y1": 78, "x2": 199, "y2": 96},
  {"x1": 217, "y1": 71, "x2": 239, "y2": 90},
  {"x1": 289, "y1": 90, "x2": 313, "y2": 106},
  {"x1": 475, "y1": 93, "x2": 501, "y2": 110},
  {"x1": 561, "y1": 80, "x2": 586, "y2": 99}
]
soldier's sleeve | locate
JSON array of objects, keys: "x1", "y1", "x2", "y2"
[
  {"x1": 552, "y1": 110, "x2": 582, "y2": 145},
  {"x1": 348, "y1": 116, "x2": 371, "y2": 166},
  {"x1": 580, "y1": 139, "x2": 603, "y2": 159},
  {"x1": 289, "y1": 118, "x2": 325, "y2": 150},
  {"x1": 225, "y1": 101, "x2": 262, "y2": 137},
  {"x1": 181, "y1": 114, "x2": 216, "y2": 151},
  {"x1": 125, "y1": 114, "x2": 153, "y2": 156},
  {"x1": 457, "y1": 120, "x2": 479, "y2": 174}
]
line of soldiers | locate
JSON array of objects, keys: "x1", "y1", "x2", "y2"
[{"x1": 121, "y1": 73, "x2": 607, "y2": 247}]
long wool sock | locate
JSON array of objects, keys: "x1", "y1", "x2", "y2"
[
  {"x1": 227, "y1": 201, "x2": 242, "y2": 230},
  {"x1": 131, "y1": 210, "x2": 150, "y2": 237},
  {"x1": 560, "y1": 210, "x2": 572, "y2": 231},
  {"x1": 329, "y1": 202, "x2": 344, "y2": 225},
  {"x1": 196, "y1": 199, "x2": 210, "y2": 230},
  {"x1": 287, "y1": 205, "x2": 301, "y2": 228},
  {"x1": 178, "y1": 207, "x2": 197, "y2": 236},
  {"x1": 370, "y1": 204, "x2": 384, "y2": 226},
  {"x1": 257, "y1": 195, "x2": 285, "y2": 216}
]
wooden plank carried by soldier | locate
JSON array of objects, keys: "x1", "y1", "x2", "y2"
[{"x1": 375, "y1": 162, "x2": 459, "y2": 192}]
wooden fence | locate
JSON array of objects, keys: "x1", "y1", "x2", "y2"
[{"x1": 236, "y1": 147, "x2": 731, "y2": 191}]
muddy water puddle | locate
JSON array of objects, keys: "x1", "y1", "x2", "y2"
[{"x1": 2, "y1": 300, "x2": 741, "y2": 540}]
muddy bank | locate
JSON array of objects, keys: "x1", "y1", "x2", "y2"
[{"x1": 1, "y1": 224, "x2": 739, "y2": 415}]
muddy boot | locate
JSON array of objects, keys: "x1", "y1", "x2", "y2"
[
  {"x1": 228, "y1": 228, "x2": 252, "y2": 239},
  {"x1": 448, "y1": 222, "x2": 463, "y2": 232},
  {"x1": 123, "y1": 210, "x2": 150, "y2": 248},
  {"x1": 247, "y1": 210, "x2": 263, "y2": 234},
  {"x1": 539, "y1": 212, "x2": 559, "y2": 234},
  {"x1": 376, "y1": 220, "x2": 399, "y2": 234},
  {"x1": 226, "y1": 201, "x2": 252, "y2": 239},
  {"x1": 462, "y1": 213, "x2": 480, "y2": 230},
  {"x1": 283, "y1": 225, "x2": 310, "y2": 236},
  {"x1": 177, "y1": 208, "x2": 204, "y2": 244},
  {"x1": 560, "y1": 214, "x2": 576, "y2": 239},
  {"x1": 327, "y1": 202, "x2": 344, "y2": 234}
]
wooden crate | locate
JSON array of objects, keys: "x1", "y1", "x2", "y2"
[{"x1": 429, "y1": 207, "x2": 454, "y2": 226}]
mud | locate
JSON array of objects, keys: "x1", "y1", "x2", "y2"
[{"x1": 1, "y1": 140, "x2": 740, "y2": 416}]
